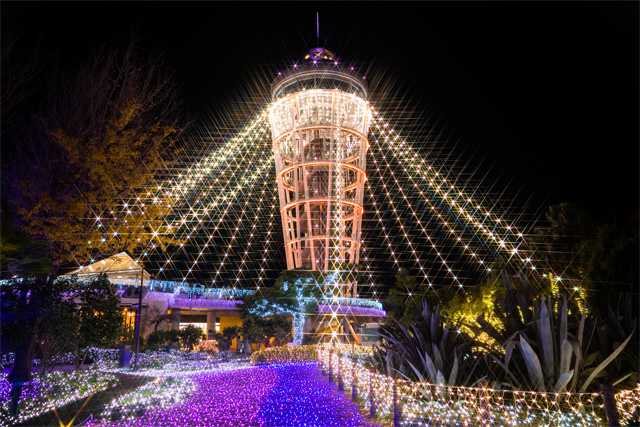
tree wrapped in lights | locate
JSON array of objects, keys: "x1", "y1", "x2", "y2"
[
  {"x1": 440, "y1": 259, "x2": 541, "y2": 350},
  {"x1": 197, "y1": 340, "x2": 219, "y2": 354},
  {"x1": 241, "y1": 268, "x2": 323, "y2": 345}
]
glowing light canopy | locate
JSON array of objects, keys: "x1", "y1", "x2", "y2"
[{"x1": 60, "y1": 42, "x2": 574, "y2": 315}]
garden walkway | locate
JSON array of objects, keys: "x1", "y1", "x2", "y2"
[
  {"x1": 113, "y1": 362, "x2": 380, "y2": 427},
  {"x1": 16, "y1": 373, "x2": 152, "y2": 427}
]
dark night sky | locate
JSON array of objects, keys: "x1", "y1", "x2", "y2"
[{"x1": 5, "y1": 2, "x2": 639, "y2": 228}]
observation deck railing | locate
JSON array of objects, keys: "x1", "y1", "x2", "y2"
[{"x1": 271, "y1": 62, "x2": 367, "y2": 100}]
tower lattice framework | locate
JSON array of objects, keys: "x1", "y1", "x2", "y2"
[{"x1": 269, "y1": 48, "x2": 370, "y2": 297}]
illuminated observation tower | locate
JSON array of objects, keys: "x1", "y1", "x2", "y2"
[{"x1": 269, "y1": 47, "x2": 370, "y2": 301}]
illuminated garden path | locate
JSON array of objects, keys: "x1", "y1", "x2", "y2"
[{"x1": 124, "y1": 362, "x2": 379, "y2": 427}]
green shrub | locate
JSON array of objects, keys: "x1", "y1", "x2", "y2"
[{"x1": 146, "y1": 330, "x2": 167, "y2": 350}]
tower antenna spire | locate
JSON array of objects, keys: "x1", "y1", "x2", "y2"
[{"x1": 316, "y1": 12, "x2": 320, "y2": 46}]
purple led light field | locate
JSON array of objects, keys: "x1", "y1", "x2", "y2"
[
  {"x1": 101, "y1": 362, "x2": 378, "y2": 427},
  {"x1": 256, "y1": 362, "x2": 379, "y2": 427}
]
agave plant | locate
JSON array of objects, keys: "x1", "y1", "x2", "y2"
[
  {"x1": 467, "y1": 273, "x2": 631, "y2": 393},
  {"x1": 597, "y1": 294, "x2": 639, "y2": 389},
  {"x1": 374, "y1": 301, "x2": 479, "y2": 386},
  {"x1": 492, "y1": 292, "x2": 634, "y2": 393}
]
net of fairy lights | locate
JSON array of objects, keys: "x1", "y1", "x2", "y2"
[
  {"x1": 73, "y1": 108, "x2": 284, "y2": 292},
  {"x1": 68, "y1": 96, "x2": 578, "y2": 320},
  {"x1": 616, "y1": 384, "x2": 640, "y2": 423},
  {"x1": 362, "y1": 106, "x2": 594, "y2": 345},
  {"x1": 318, "y1": 344, "x2": 639, "y2": 427}
]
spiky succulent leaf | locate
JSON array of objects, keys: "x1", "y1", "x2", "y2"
[
  {"x1": 504, "y1": 340, "x2": 517, "y2": 373},
  {"x1": 490, "y1": 354, "x2": 520, "y2": 387},
  {"x1": 519, "y1": 334, "x2": 545, "y2": 390},
  {"x1": 538, "y1": 298, "x2": 554, "y2": 380},
  {"x1": 406, "y1": 359, "x2": 427, "y2": 384},
  {"x1": 554, "y1": 370, "x2": 574, "y2": 392},
  {"x1": 612, "y1": 372, "x2": 633, "y2": 387},
  {"x1": 421, "y1": 351, "x2": 437, "y2": 383},
  {"x1": 432, "y1": 344, "x2": 444, "y2": 374},
  {"x1": 448, "y1": 352, "x2": 459, "y2": 386},
  {"x1": 609, "y1": 305, "x2": 627, "y2": 341},
  {"x1": 559, "y1": 339, "x2": 573, "y2": 375},
  {"x1": 583, "y1": 351, "x2": 599, "y2": 367},
  {"x1": 560, "y1": 296, "x2": 568, "y2": 351},
  {"x1": 431, "y1": 304, "x2": 440, "y2": 342},
  {"x1": 579, "y1": 331, "x2": 634, "y2": 392}
]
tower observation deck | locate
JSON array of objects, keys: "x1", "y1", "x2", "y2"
[{"x1": 268, "y1": 48, "x2": 371, "y2": 298}]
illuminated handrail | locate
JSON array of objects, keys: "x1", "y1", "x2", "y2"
[
  {"x1": 1, "y1": 278, "x2": 382, "y2": 309},
  {"x1": 320, "y1": 297, "x2": 383, "y2": 311}
]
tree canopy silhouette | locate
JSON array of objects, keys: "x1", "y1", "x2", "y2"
[{"x1": 2, "y1": 40, "x2": 188, "y2": 275}]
